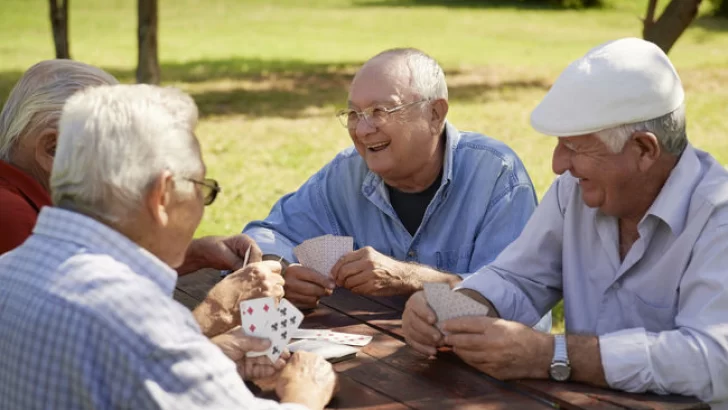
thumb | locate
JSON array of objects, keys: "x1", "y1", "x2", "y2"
[{"x1": 213, "y1": 329, "x2": 271, "y2": 360}]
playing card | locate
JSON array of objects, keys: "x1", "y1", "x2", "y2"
[
  {"x1": 292, "y1": 329, "x2": 372, "y2": 346},
  {"x1": 294, "y1": 235, "x2": 353, "y2": 278},
  {"x1": 288, "y1": 339, "x2": 359, "y2": 362},
  {"x1": 258, "y1": 299, "x2": 304, "y2": 362},
  {"x1": 423, "y1": 283, "x2": 490, "y2": 332},
  {"x1": 240, "y1": 297, "x2": 278, "y2": 357}
]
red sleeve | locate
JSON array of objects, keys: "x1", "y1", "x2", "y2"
[{"x1": 0, "y1": 190, "x2": 40, "y2": 255}]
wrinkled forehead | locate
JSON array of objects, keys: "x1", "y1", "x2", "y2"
[{"x1": 348, "y1": 58, "x2": 418, "y2": 108}]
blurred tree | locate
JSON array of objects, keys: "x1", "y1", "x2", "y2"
[
  {"x1": 137, "y1": 0, "x2": 160, "y2": 84},
  {"x1": 49, "y1": 0, "x2": 70, "y2": 59},
  {"x1": 715, "y1": 0, "x2": 728, "y2": 16},
  {"x1": 643, "y1": 0, "x2": 703, "y2": 53}
]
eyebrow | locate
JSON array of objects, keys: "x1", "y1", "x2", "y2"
[{"x1": 347, "y1": 100, "x2": 400, "y2": 108}]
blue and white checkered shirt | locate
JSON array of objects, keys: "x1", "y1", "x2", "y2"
[{"x1": 0, "y1": 207, "x2": 307, "y2": 410}]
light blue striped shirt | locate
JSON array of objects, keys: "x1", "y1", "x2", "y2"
[
  {"x1": 0, "y1": 207, "x2": 307, "y2": 410},
  {"x1": 462, "y1": 144, "x2": 728, "y2": 406}
]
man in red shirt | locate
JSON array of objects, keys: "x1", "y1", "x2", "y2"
[{"x1": 0, "y1": 60, "x2": 118, "y2": 254}]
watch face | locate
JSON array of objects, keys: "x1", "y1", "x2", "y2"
[{"x1": 550, "y1": 362, "x2": 571, "y2": 382}]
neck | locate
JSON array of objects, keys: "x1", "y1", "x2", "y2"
[
  {"x1": 9, "y1": 155, "x2": 49, "y2": 193},
  {"x1": 384, "y1": 133, "x2": 445, "y2": 193},
  {"x1": 617, "y1": 153, "x2": 679, "y2": 229}
]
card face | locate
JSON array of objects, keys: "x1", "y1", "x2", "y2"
[
  {"x1": 292, "y1": 329, "x2": 372, "y2": 346},
  {"x1": 240, "y1": 297, "x2": 277, "y2": 336},
  {"x1": 257, "y1": 299, "x2": 304, "y2": 362},
  {"x1": 288, "y1": 339, "x2": 359, "y2": 362}
]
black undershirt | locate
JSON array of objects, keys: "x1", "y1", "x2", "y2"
[{"x1": 386, "y1": 169, "x2": 443, "y2": 236}]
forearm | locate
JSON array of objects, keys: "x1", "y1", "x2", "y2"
[
  {"x1": 409, "y1": 263, "x2": 463, "y2": 291},
  {"x1": 567, "y1": 334, "x2": 608, "y2": 387}
]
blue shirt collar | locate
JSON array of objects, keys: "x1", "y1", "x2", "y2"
[
  {"x1": 643, "y1": 143, "x2": 702, "y2": 235},
  {"x1": 361, "y1": 121, "x2": 459, "y2": 197},
  {"x1": 32, "y1": 207, "x2": 178, "y2": 296}
]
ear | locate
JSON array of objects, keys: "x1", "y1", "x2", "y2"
[
  {"x1": 34, "y1": 128, "x2": 57, "y2": 174},
  {"x1": 145, "y1": 170, "x2": 175, "y2": 227},
  {"x1": 429, "y1": 99, "x2": 449, "y2": 132},
  {"x1": 630, "y1": 131, "x2": 661, "y2": 172}
]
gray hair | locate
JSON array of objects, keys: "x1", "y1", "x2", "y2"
[
  {"x1": 0, "y1": 60, "x2": 118, "y2": 162},
  {"x1": 371, "y1": 48, "x2": 448, "y2": 101},
  {"x1": 595, "y1": 103, "x2": 687, "y2": 156},
  {"x1": 51, "y1": 84, "x2": 203, "y2": 224}
]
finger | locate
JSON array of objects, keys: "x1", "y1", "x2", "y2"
[
  {"x1": 409, "y1": 313, "x2": 442, "y2": 344},
  {"x1": 287, "y1": 265, "x2": 334, "y2": 289},
  {"x1": 342, "y1": 270, "x2": 373, "y2": 291},
  {"x1": 451, "y1": 346, "x2": 490, "y2": 365},
  {"x1": 226, "y1": 235, "x2": 263, "y2": 270},
  {"x1": 285, "y1": 276, "x2": 329, "y2": 298},
  {"x1": 441, "y1": 316, "x2": 494, "y2": 334},
  {"x1": 410, "y1": 292, "x2": 437, "y2": 324},
  {"x1": 335, "y1": 257, "x2": 373, "y2": 287},
  {"x1": 285, "y1": 292, "x2": 320, "y2": 309},
  {"x1": 406, "y1": 337, "x2": 437, "y2": 356},
  {"x1": 330, "y1": 249, "x2": 365, "y2": 281}
]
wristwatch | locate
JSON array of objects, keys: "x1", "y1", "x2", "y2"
[{"x1": 549, "y1": 334, "x2": 571, "y2": 382}]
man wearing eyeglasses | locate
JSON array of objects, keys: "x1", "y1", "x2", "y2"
[
  {"x1": 244, "y1": 48, "x2": 550, "y2": 331},
  {"x1": 0, "y1": 60, "x2": 281, "y2": 340},
  {"x1": 0, "y1": 84, "x2": 338, "y2": 410}
]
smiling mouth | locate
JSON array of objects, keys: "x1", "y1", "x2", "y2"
[{"x1": 366, "y1": 141, "x2": 390, "y2": 152}]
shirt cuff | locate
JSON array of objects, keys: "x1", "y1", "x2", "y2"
[
  {"x1": 599, "y1": 328, "x2": 662, "y2": 394},
  {"x1": 244, "y1": 227, "x2": 296, "y2": 263}
]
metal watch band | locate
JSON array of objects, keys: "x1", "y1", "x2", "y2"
[{"x1": 553, "y1": 334, "x2": 568, "y2": 363}]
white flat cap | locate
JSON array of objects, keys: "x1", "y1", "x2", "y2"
[{"x1": 530, "y1": 37, "x2": 684, "y2": 137}]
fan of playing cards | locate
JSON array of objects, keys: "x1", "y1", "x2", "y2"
[
  {"x1": 240, "y1": 296, "x2": 373, "y2": 363},
  {"x1": 294, "y1": 235, "x2": 353, "y2": 278}
]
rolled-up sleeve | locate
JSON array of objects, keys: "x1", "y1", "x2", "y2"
[
  {"x1": 244, "y1": 167, "x2": 338, "y2": 263},
  {"x1": 460, "y1": 177, "x2": 567, "y2": 327},
  {"x1": 599, "y1": 222, "x2": 728, "y2": 403}
]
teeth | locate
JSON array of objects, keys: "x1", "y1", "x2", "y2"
[{"x1": 367, "y1": 142, "x2": 389, "y2": 149}]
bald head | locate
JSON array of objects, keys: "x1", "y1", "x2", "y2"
[{"x1": 351, "y1": 48, "x2": 448, "y2": 102}]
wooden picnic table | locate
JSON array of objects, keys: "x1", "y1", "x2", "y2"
[{"x1": 175, "y1": 269, "x2": 709, "y2": 410}]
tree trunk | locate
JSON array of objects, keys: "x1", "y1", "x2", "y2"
[
  {"x1": 49, "y1": 0, "x2": 70, "y2": 59},
  {"x1": 717, "y1": 0, "x2": 728, "y2": 17},
  {"x1": 643, "y1": 0, "x2": 703, "y2": 54},
  {"x1": 136, "y1": 0, "x2": 160, "y2": 84}
]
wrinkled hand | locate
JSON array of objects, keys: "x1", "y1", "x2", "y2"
[
  {"x1": 442, "y1": 316, "x2": 551, "y2": 380},
  {"x1": 331, "y1": 247, "x2": 417, "y2": 296},
  {"x1": 402, "y1": 291, "x2": 443, "y2": 356},
  {"x1": 276, "y1": 351, "x2": 338, "y2": 410},
  {"x1": 179, "y1": 234, "x2": 263, "y2": 275},
  {"x1": 283, "y1": 264, "x2": 335, "y2": 309},
  {"x1": 211, "y1": 326, "x2": 289, "y2": 381},
  {"x1": 199, "y1": 261, "x2": 285, "y2": 336}
]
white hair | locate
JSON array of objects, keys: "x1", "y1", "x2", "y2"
[
  {"x1": 51, "y1": 84, "x2": 203, "y2": 224},
  {"x1": 0, "y1": 60, "x2": 118, "y2": 162},
  {"x1": 372, "y1": 48, "x2": 448, "y2": 101},
  {"x1": 595, "y1": 103, "x2": 687, "y2": 156}
]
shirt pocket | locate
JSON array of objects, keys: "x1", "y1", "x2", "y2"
[
  {"x1": 629, "y1": 289, "x2": 677, "y2": 332},
  {"x1": 435, "y1": 243, "x2": 474, "y2": 273}
]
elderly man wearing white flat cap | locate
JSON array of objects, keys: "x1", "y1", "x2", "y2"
[{"x1": 402, "y1": 37, "x2": 728, "y2": 406}]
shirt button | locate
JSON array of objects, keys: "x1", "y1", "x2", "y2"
[{"x1": 408, "y1": 250, "x2": 417, "y2": 258}]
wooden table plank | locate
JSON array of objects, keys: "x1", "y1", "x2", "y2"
[{"x1": 174, "y1": 270, "x2": 708, "y2": 410}]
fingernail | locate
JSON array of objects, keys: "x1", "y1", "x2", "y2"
[{"x1": 326, "y1": 281, "x2": 336, "y2": 290}]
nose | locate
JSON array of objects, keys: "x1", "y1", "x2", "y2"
[
  {"x1": 552, "y1": 140, "x2": 571, "y2": 175},
  {"x1": 354, "y1": 117, "x2": 377, "y2": 139}
]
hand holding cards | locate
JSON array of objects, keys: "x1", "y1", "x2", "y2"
[
  {"x1": 240, "y1": 297, "x2": 304, "y2": 362},
  {"x1": 423, "y1": 283, "x2": 490, "y2": 332},
  {"x1": 294, "y1": 235, "x2": 353, "y2": 278}
]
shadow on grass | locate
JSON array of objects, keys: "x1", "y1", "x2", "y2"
[
  {"x1": 0, "y1": 57, "x2": 550, "y2": 119},
  {"x1": 693, "y1": 14, "x2": 728, "y2": 32},
  {"x1": 354, "y1": 0, "x2": 585, "y2": 10}
]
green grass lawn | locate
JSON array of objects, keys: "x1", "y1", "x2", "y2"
[{"x1": 2, "y1": 0, "x2": 727, "y2": 330}]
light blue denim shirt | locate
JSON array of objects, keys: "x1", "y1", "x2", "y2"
[
  {"x1": 245, "y1": 122, "x2": 551, "y2": 331},
  {"x1": 461, "y1": 145, "x2": 728, "y2": 406}
]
